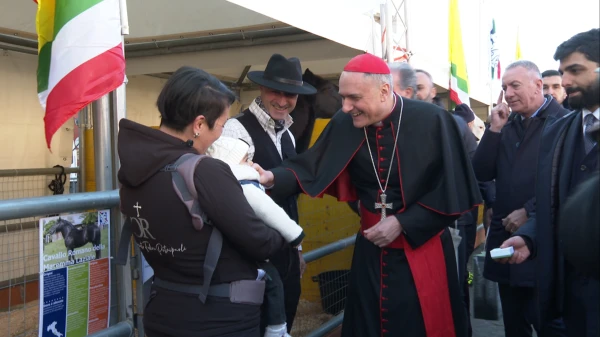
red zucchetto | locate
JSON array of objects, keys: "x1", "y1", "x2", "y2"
[{"x1": 343, "y1": 53, "x2": 390, "y2": 74}]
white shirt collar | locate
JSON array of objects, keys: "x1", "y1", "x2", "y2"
[
  {"x1": 583, "y1": 107, "x2": 600, "y2": 119},
  {"x1": 248, "y1": 98, "x2": 294, "y2": 133}
]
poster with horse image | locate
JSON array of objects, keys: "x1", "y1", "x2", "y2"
[{"x1": 38, "y1": 210, "x2": 111, "y2": 337}]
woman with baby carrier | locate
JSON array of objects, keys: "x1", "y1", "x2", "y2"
[{"x1": 117, "y1": 66, "x2": 286, "y2": 337}]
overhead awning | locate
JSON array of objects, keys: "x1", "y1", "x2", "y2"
[{"x1": 226, "y1": 0, "x2": 383, "y2": 56}]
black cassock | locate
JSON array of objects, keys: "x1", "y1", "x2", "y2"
[{"x1": 270, "y1": 94, "x2": 481, "y2": 337}]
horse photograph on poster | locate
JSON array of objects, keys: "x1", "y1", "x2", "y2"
[{"x1": 41, "y1": 211, "x2": 110, "y2": 270}]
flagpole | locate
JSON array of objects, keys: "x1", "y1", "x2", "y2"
[
  {"x1": 370, "y1": 11, "x2": 377, "y2": 56},
  {"x1": 380, "y1": 3, "x2": 386, "y2": 60},
  {"x1": 111, "y1": 0, "x2": 134, "y2": 328},
  {"x1": 119, "y1": 0, "x2": 129, "y2": 35},
  {"x1": 404, "y1": 0, "x2": 409, "y2": 55},
  {"x1": 385, "y1": 0, "x2": 393, "y2": 63}
]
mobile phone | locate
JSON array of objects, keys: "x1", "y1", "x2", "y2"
[{"x1": 490, "y1": 247, "x2": 514, "y2": 259}]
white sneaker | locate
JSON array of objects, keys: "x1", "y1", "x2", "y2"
[{"x1": 264, "y1": 323, "x2": 289, "y2": 337}]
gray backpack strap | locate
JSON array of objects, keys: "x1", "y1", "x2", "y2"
[
  {"x1": 167, "y1": 153, "x2": 209, "y2": 231},
  {"x1": 199, "y1": 228, "x2": 223, "y2": 302},
  {"x1": 167, "y1": 153, "x2": 223, "y2": 303}
]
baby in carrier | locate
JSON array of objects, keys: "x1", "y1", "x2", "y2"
[{"x1": 207, "y1": 136, "x2": 304, "y2": 337}]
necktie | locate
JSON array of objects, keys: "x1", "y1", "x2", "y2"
[
  {"x1": 584, "y1": 113, "x2": 598, "y2": 154},
  {"x1": 274, "y1": 122, "x2": 296, "y2": 160},
  {"x1": 521, "y1": 115, "x2": 532, "y2": 129}
]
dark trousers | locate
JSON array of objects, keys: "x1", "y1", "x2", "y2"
[
  {"x1": 458, "y1": 222, "x2": 475, "y2": 337},
  {"x1": 498, "y1": 284, "x2": 566, "y2": 337},
  {"x1": 564, "y1": 266, "x2": 600, "y2": 337},
  {"x1": 467, "y1": 208, "x2": 478, "y2": 258},
  {"x1": 146, "y1": 326, "x2": 259, "y2": 337},
  {"x1": 260, "y1": 262, "x2": 287, "y2": 326},
  {"x1": 260, "y1": 245, "x2": 301, "y2": 334}
]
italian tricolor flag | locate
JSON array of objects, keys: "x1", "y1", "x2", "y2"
[
  {"x1": 448, "y1": 0, "x2": 469, "y2": 106},
  {"x1": 36, "y1": 0, "x2": 125, "y2": 149}
]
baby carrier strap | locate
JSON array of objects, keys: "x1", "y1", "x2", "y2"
[
  {"x1": 165, "y1": 153, "x2": 222, "y2": 303},
  {"x1": 165, "y1": 153, "x2": 210, "y2": 231},
  {"x1": 116, "y1": 153, "x2": 223, "y2": 304}
]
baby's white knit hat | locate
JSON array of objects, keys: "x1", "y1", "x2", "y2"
[{"x1": 206, "y1": 136, "x2": 250, "y2": 166}]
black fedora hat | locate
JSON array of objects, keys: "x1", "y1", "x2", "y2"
[{"x1": 247, "y1": 54, "x2": 317, "y2": 95}]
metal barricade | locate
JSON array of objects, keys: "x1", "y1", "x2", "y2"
[
  {"x1": 0, "y1": 166, "x2": 352, "y2": 337},
  {"x1": 0, "y1": 167, "x2": 80, "y2": 337},
  {"x1": 289, "y1": 194, "x2": 358, "y2": 337},
  {"x1": 0, "y1": 189, "x2": 132, "y2": 337}
]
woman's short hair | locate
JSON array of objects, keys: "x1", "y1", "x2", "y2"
[{"x1": 157, "y1": 66, "x2": 236, "y2": 131}]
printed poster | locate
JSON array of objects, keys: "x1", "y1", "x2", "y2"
[{"x1": 39, "y1": 210, "x2": 111, "y2": 337}]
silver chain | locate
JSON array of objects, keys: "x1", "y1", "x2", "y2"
[{"x1": 363, "y1": 95, "x2": 404, "y2": 194}]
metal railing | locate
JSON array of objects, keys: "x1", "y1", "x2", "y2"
[
  {"x1": 0, "y1": 167, "x2": 79, "y2": 202},
  {"x1": 303, "y1": 235, "x2": 356, "y2": 263},
  {"x1": 0, "y1": 190, "x2": 119, "y2": 221},
  {"x1": 0, "y1": 190, "x2": 351, "y2": 337},
  {"x1": 0, "y1": 167, "x2": 83, "y2": 337},
  {"x1": 0, "y1": 189, "x2": 132, "y2": 337},
  {"x1": 86, "y1": 321, "x2": 134, "y2": 337},
  {"x1": 0, "y1": 167, "x2": 80, "y2": 178},
  {"x1": 301, "y1": 237, "x2": 355, "y2": 337},
  {"x1": 305, "y1": 313, "x2": 345, "y2": 337},
  {"x1": 0, "y1": 178, "x2": 357, "y2": 337}
]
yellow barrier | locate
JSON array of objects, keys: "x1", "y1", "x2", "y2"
[
  {"x1": 84, "y1": 129, "x2": 96, "y2": 192},
  {"x1": 298, "y1": 119, "x2": 358, "y2": 302}
]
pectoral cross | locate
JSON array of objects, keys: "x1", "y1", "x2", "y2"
[
  {"x1": 374, "y1": 193, "x2": 393, "y2": 220},
  {"x1": 133, "y1": 202, "x2": 142, "y2": 217}
]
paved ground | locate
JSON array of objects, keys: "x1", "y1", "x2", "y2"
[
  {"x1": 470, "y1": 289, "x2": 507, "y2": 337},
  {"x1": 469, "y1": 244, "x2": 506, "y2": 337},
  {"x1": 469, "y1": 245, "x2": 538, "y2": 337}
]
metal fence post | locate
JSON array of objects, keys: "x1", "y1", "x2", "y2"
[
  {"x1": 78, "y1": 105, "x2": 89, "y2": 193},
  {"x1": 111, "y1": 82, "x2": 136, "y2": 326},
  {"x1": 85, "y1": 320, "x2": 134, "y2": 337},
  {"x1": 93, "y1": 93, "x2": 133, "y2": 325},
  {"x1": 93, "y1": 95, "x2": 113, "y2": 192}
]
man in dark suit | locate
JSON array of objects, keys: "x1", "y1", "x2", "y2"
[
  {"x1": 559, "y1": 118, "x2": 599, "y2": 280},
  {"x1": 501, "y1": 28, "x2": 599, "y2": 337},
  {"x1": 473, "y1": 60, "x2": 569, "y2": 337}
]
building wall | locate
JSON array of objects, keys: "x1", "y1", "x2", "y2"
[
  {"x1": 0, "y1": 52, "x2": 173, "y2": 171},
  {"x1": 0, "y1": 52, "x2": 73, "y2": 170}
]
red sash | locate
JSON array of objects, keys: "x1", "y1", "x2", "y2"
[{"x1": 360, "y1": 204, "x2": 456, "y2": 337}]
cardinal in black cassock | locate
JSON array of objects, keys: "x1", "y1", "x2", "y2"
[{"x1": 262, "y1": 53, "x2": 482, "y2": 337}]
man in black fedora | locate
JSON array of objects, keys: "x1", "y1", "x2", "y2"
[{"x1": 223, "y1": 53, "x2": 316, "y2": 334}]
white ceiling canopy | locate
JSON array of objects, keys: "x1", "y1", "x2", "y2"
[
  {"x1": 0, "y1": 0, "x2": 278, "y2": 39},
  {"x1": 225, "y1": 0, "x2": 380, "y2": 53},
  {"x1": 0, "y1": 0, "x2": 384, "y2": 83},
  {"x1": 0, "y1": 0, "x2": 382, "y2": 54}
]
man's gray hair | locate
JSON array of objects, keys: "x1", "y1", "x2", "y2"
[
  {"x1": 388, "y1": 62, "x2": 417, "y2": 97},
  {"x1": 505, "y1": 60, "x2": 542, "y2": 79},
  {"x1": 364, "y1": 73, "x2": 394, "y2": 94},
  {"x1": 416, "y1": 69, "x2": 434, "y2": 86}
]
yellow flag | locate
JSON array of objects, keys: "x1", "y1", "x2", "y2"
[
  {"x1": 515, "y1": 29, "x2": 522, "y2": 60},
  {"x1": 449, "y1": 0, "x2": 470, "y2": 106}
]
